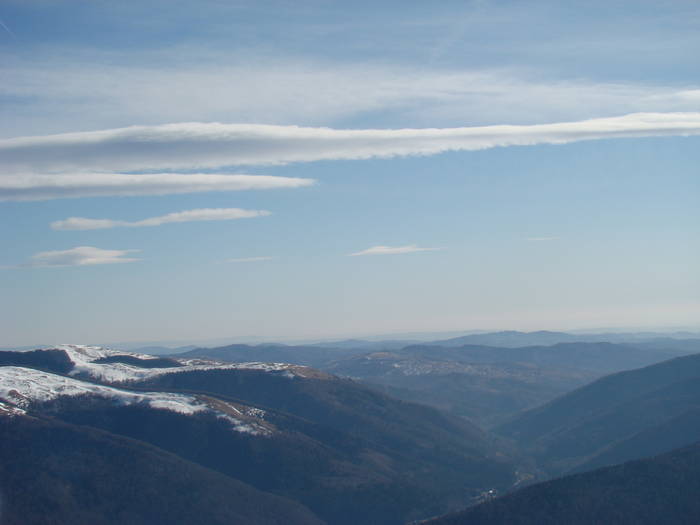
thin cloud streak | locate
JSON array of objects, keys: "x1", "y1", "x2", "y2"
[
  {"x1": 51, "y1": 208, "x2": 271, "y2": 230},
  {"x1": 0, "y1": 173, "x2": 314, "y2": 201},
  {"x1": 2, "y1": 112, "x2": 699, "y2": 175},
  {"x1": 19, "y1": 246, "x2": 140, "y2": 268},
  {"x1": 226, "y1": 256, "x2": 275, "y2": 263},
  {"x1": 349, "y1": 245, "x2": 443, "y2": 256},
  {"x1": 0, "y1": 17, "x2": 16, "y2": 39}
]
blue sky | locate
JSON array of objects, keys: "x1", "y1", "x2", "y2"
[{"x1": 0, "y1": 0, "x2": 698, "y2": 345}]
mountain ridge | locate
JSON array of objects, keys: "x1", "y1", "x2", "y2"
[{"x1": 0, "y1": 344, "x2": 521, "y2": 524}]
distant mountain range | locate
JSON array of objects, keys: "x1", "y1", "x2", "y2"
[
  {"x1": 177, "y1": 331, "x2": 700, "y2": 375},
  {"x1": 181, "y1": 338, "x2": 697, "y2": 427},
  {"x1": 5, "y1": 329, "x2": 697, "y2": 357},
  {"x1": 428, "y1": 330, "x2": 700, "y2": 348},
  {"x1": 177, "y1": 342, "x2": 359, "y2": 368}
]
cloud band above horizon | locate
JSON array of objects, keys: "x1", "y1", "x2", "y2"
[
  {"x1": 21, "y1": 246, "x2": 140, "y2": 268},
  {"x1": 349, "y1": 245, "x2": 442, "y2": 256},
  {"x1": 1, "y1": 112, "x2": 699, "y2": 177},
  {"x1": 51, "y1": 207, "x2": 271, "y2": 230},
  {"x1": 0, "y1": 173, "x2": 314, "y2": 201}
]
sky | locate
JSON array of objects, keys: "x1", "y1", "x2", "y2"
[{"x1": 0, "y1": 0, "x2": 698, "y2": 346}]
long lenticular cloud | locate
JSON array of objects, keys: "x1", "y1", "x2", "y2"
[
  {"x1": 26, "y1": 246, "x2": 140, "y2": 267},
  {"x1": 0, "y1": 173, "x2": 314, "y2": 201},
  {"x1": 1, "y1": 112, "x2": 699, "y2": 174},
  {"x1": 349, "y1": 245, "x2": 443, "y2": 256},
  {"x1": 51, "y1": 208, "x2": 271, "y2": 230}
]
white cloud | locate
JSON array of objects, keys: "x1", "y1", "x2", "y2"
[
  {"x1": 0, "y1": 173, "x2": 314, "y2": 201},
  {"x1": 3, "y1": 56, "x2": 700, "y2": 136},
  {"x1": 24, "y1": 246, "x2": 140, "y2": 268},
  {"x1": 226, "y1": 256, "x2": 275, "y2": 263},
  {"x1": 349, "y1": 245, "x2": 443, "y2": 256},
  {"x1": 51, "y1": 208, "x2": 271, "y2": 230},
  {"x1": 2, "y1": 112, "x2": 699, "y2": 177}
]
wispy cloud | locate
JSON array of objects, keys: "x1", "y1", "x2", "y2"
[
  {"x1": 4, "y1": 56, "x2": 700, "y2": 136},
  {"x1": 2, "y1": 113, "x2": 699, "y2": 177},
  {"x1": 0, "y1": 17, "x2": 16, "y2": 40},
  {"x1": 226, "y1": 256, "x2": 275, "y2": 263},
  {"x1": 0, "y1": 173, "x2": 313, "y2": 202},
  {"x1": 525, "y1": 236, "x2": 558, "y2": 241},
  {"x1": 349, "y1": 245, "x2": 443, "y2": 256},
  {"x1": 20, "y1": 246, "x2": 140, "y2": 268},
  {"x1": 51, "y1": 208, "x2": 271, "y2": 231}
]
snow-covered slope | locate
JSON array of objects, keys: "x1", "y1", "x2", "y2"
[
  {"x1": 0, "y1": 366, "x2": 271, "y2": 435},
  {"x1": 0, "y1": 343, "x2": 327, "y2": 433},
  {"x1": 0, "y1": 400, "x2": 25, "y2": 417},
  {"x1": 52, "y1": 344, "x2": 301, "y2": 383}
]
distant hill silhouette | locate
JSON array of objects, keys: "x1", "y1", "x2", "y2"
[
  {"x1": 429, "y1": 330, "x2": 700, "y2": 349},
  {"x1": 431, "y1": 331, "x2": 578, "y2": 347},
  {"x1": 179, "y1": 343, "x2": 361, "y2": 368}
]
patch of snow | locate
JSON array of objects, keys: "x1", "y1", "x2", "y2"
[
  {"x1": 49, "y1": 344, "x2": 302, "y2": 383},
  {"x1": 57, "y1": 344, "x2": 155, "y2": 361},
  {"x1": 0, "y1": 400, "x2": 26, "y2": 417},
  {"x1": 0, "y1": 366, "x2": 206, "y2": 415},
  {"x1": 216, "y1": 414, "x2": 271, "y2": 436},
  {"x1": 0, "y1": 367, "x2": 272, "y2": 435},
  {"x1": 245, "y1": 407, "x2": 266, "y2": 419}
]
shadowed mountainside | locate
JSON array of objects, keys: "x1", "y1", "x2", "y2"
[
  {"x1": 428, "y1": 440, "x2": 700, "y2": 525},
  {"x1": 0, "y1": 415, "x2": 323, "y2": 525},
  {"x1": 497, "y1": 352, "x2": 700, "y2": 475}
]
